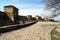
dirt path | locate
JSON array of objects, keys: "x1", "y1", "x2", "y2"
[{"x1": 0, "y1": 22, "x2": 60, "y2": 40}]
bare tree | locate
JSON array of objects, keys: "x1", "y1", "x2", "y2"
[{"x1": 43, "y1": 0, "x2": 60, "y2": 18}]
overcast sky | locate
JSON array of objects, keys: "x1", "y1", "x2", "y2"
[{"x1": 0, "y1": 0, "x2": 60, "y2": 21}]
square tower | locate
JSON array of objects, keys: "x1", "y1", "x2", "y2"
[
  {"x1": 27, "y1": 15, "x2": 32, "y2": 21},
  {"x1": 4, "y1": 5, "x2": 19, "y2": 24}
]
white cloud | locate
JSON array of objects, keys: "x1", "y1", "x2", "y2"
[
  {"x1": 19, "y1": 9, "x2": 42, "y2": 16},
  {"x1": 18, "y1": 8, "x2": 51, "y2": 17}
]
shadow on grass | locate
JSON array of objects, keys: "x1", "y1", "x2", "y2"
[{"x1": 0, "y1": 22, "x2": 37, "y2": 35}]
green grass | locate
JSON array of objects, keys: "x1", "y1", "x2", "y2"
[
  {"x1": 51, "y1": 30, "x2": 60, "y2": 40},
  {"x1": 51, "y1": 36, "x2": 60, "y2": 40}
]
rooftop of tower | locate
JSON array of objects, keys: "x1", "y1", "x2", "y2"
[{"x1": 4, "y1": 5, "x2": 19, "y2": 10}]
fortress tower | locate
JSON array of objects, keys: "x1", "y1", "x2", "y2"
[{"x1": 4, "y1": 5, "x2": 19, "y2": 24}]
